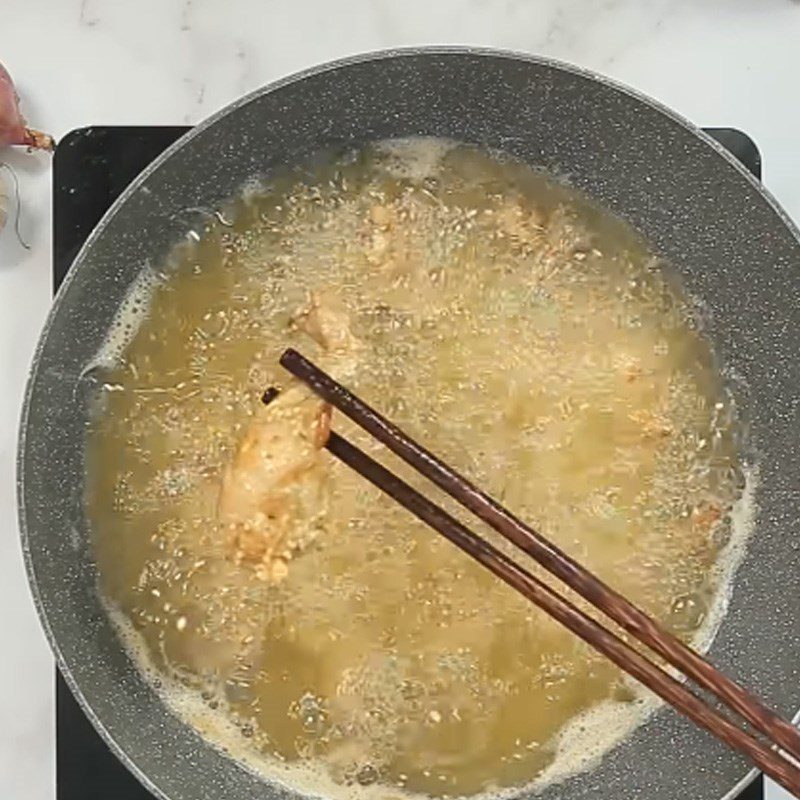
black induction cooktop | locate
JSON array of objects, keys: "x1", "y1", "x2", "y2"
[{"x1": 52, "y1": 125, "x2": 765, "y2": 800}]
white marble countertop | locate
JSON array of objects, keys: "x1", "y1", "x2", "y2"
[{"x1": 2, "y1": 1, "x2": 799, "y2": 798}]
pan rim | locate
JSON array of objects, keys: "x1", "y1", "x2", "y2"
[{"x1": 17, "y1": 45, "x2": 799, "y2": 800}]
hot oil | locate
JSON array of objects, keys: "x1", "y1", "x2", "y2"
[{"x1": 86, "y1": 138, "x2": 747, "y2": 798}]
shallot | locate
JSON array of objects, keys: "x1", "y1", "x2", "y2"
[
  {"x1": 0, "y1": 60, "x2": 54, "y2": 243},
  {"x1": 0, "y1": 62, "x2": 54, "y2": 151}
]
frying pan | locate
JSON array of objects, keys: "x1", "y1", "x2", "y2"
[{"x1": 17, "y1": 47, "x2": 800, "y2": 800}]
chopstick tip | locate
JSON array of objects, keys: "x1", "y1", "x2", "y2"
[{"x1": 279, "y1": 347, "x2": 301, "y2": 369}]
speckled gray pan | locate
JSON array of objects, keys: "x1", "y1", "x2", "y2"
[{"x1": 17, "y1": 48, "x2": 800, "y2": 800}]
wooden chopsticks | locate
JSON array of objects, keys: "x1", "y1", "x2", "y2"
[{"x1": 280, "y1": 348, "x2": 800, "y2": 797}]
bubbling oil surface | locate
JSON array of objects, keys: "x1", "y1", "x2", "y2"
[{"x1": 87, "y1": 138, "x2": 745, "y2": 798}]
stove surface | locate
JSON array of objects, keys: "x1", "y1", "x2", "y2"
[{"x1": 52, "y1": 125, "x2": 764, "y2": 800}]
